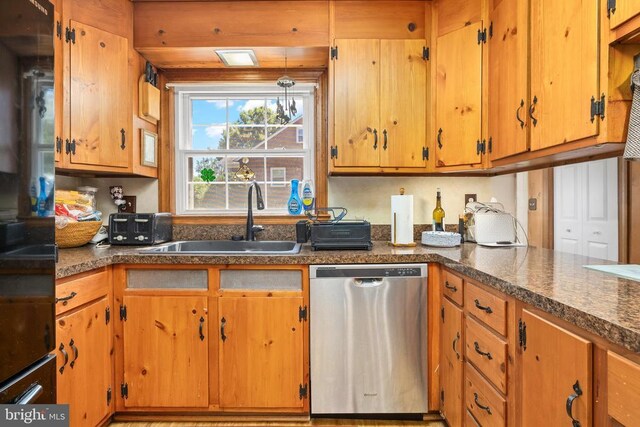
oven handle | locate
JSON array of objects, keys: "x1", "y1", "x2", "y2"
[{"x1": 15, "y1": 384, "x2": 43, "y2": 405}]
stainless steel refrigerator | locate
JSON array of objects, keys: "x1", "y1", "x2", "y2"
[{"x1": 0, "y1": 0, "x2": 57, "y2": 404}]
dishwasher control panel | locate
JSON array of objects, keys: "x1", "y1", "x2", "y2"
[{"x1": 312, "y1": 264, "x2": 426, "y2": 278}]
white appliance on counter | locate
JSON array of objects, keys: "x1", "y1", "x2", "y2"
[
  {"x1": 310, "y1": 264, "x2": 428, "y2": 414},
  {"x1": 465, "y1": 202, "x2": 520, "y2": 245}
]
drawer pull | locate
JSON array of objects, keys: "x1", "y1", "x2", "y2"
[
  {"x1": 58, "y1": 343, "x2": 68, "y2": 374},
  {"x1": 55, "y1": 291, "x2": 77, "y2": 303},
  {"x1": 474, "y1": 299, "x2": 493, "y2": 314},
  {"x1": 220, "y1": 317, "x2": 227, "y2": 342},
  {"x1": 566, "y1": 380, "x2": 583, "y2": 427},
  {"x1": 474, "y1": 392, "x2": 492, "y2": 415},
  {"x1": 444, "y1": 281, "x2": 457, "y2": 292},
  {"x1": 453, "y1": 332, "x2": 461, "y2": 360},
  {"x1": 473, "y1": 341, "x2": 493, "y2": 360},
  {"x1": 199, "y1": 316, "x2": 205, "y2": 341},
  {"x1": 69, "y1": 339, "x2": 78, "y2": 368}
]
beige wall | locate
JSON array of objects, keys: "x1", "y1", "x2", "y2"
[{"x1": 328, "y1": 175, "x2": 517, "y2": 225}]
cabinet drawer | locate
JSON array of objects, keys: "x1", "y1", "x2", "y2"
[
  {"x1": 465, "y1": 281, "x2": 507, "y2": 336},
  {"x1": 465, "y1": 316, "x2": 508, "y2": 394},
  {"x1": 56, "y1": 270, "x2": 109, "y2": 316},
  {"x1": 608, "y1": 351, "x2": 640, "y2": 425},
  {"x1": 442, "y1": 269, "x2": 464, "y2": 305},
  {"x1": 465, "y1": 364, "x2": 506, "y2": 427}
]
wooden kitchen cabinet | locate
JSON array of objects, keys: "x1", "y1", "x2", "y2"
[
  {"x1": 607, "y1": 351, "x2": 640, "y2": 426},
  {"x1": 487, "y1": 0, "x2": 529, "y2": 161},
  {"x1": 55, "y1": 270, "x2": 113, "y2": 427},
  {"x1": 218, "y1": 296, "x2": 305, "y2": 410},
  {"x1": 434, "y1": 22, "x2": 484, "y2": 168},
  {"x1": 121, "y1": 295, "x2": 208, "y2": 408},
  {"x1": 439, "y1": 296, "x2": 464, "y2": 427},
  {"x1": 609, "y1": 0, "x2": 640, "y2": 29},
  {"x1": 520, "y1": 309, "x2": 592, "y2": 427},
  {"x1": 330, "y1": 38, "x2": 428, "y2": 172},
  {"x1": 529, "y1": 0, "x2": 600, "y2": 151},
  {"x1": 53, "y1": 0, "x2": 64, "y2": 164}
]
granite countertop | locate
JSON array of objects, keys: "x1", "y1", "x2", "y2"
[{"x1": 57, "y1": 242, "x2": 640, "y2": 352}]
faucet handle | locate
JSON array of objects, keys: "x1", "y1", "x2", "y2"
[{"x1": 252, "y1": 225, "x2": 264, "y2": 233}]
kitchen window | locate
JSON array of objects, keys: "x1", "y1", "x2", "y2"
[{"x1": 174, "y1": 84, "x2": 315, "y2": 215}]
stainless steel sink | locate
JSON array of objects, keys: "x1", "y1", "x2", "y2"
[{"x1": 139, "y1": 240, "x2": 302, "y2": 255}]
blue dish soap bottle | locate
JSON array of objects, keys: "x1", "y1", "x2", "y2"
[
  {"x1": 287, "y1": 179, "x2": 303, "y2": 215},
  {"x1": 37, "y1": 177, "x2": 47, "y2": 217}
]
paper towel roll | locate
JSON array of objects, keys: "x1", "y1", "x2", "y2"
[{"x1": 391, "y1": 194, "x2": 414, "y2": 244}]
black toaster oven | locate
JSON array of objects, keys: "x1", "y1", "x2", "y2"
[{"x1": 108, "y1": 213, "x2": 172, "y2": 245}]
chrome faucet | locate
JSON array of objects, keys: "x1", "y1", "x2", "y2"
[{"x1": 246, "y1": 180, "x2": 265, "y2": 241}]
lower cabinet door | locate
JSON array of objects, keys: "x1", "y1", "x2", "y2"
[
  {"x1": 56, "y1": 297, "x2": 111, "y2": 427},
  {"x1": 440, "y1": 297, "x2": 464, "y2": 426},
  {"x1": 218, "y1": 296, "x2": 304, "y2": 410},
  {"x1": 520, "y1": 309, "x2": 592, "y2": 427},
  {"x1": 122, "y1": 296, "x2": 208, "y2": 408}
]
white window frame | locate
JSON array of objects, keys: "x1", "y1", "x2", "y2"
[
  {"x1": 174, "y1": 84, "x2": 315, "y2": 215},
  {"x1": 270, "y1": 167, "x2": 287, "y2": 187}
]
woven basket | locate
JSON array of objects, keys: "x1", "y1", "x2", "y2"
[{"x1": 55, "y1": 221, "x2": 102, "y2": 248}]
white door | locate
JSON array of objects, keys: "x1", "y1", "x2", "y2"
[{"x1": 554, "y1": 158, "x2": 618, "y2": 261}]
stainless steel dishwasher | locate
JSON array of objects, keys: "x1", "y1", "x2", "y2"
[{"x1": 310, "y1": 264, "x2": 428, "y2": 414}]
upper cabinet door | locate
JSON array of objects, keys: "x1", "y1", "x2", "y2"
[
  {"x1": 53, "y1": 6, "x2": 63, "y2": 164},
  {"x1": 379, "y1": 40, "x2": 427, "y2": 168},
  {"x1": 69, "y1": 20, "x2": 129, "y2": 168},
  {"x1": 609, "y1": 0, "x2": 640, "y2": 29},
  {"x1": 520, "y1": 309, "x2": 592, "y2": 427},
  {"x1": 333, "y1": 39, "x2": 380, "y2": 167},
  {"x1": 529, "y1": 0, "x2": 599, "y2": 150},
  {"x1": 488, "y1": 0, "x2": 529, "y2": 161},
  {"x1": 435, "y1": 22, "x2": 483, "y2": 167}
]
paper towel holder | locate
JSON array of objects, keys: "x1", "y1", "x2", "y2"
[{"x1": 390, "y1": 187, "x2": 417, "y2": 248}]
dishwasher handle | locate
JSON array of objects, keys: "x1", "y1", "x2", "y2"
[{"x1": 352, "y1": 278, "x2": 385, "y2": 288}]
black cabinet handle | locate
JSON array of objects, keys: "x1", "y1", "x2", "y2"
[
  {"x1": 69, "y1": 339, "x2": 78, "y2": 368},
  {"x1": 382, "y1": 129, "x2": 388, "y2": 150},
  {"x1": 373, "y1": 129, "x2": 378, "y2": 150},
  {"x1": 529, "y1": 96, "x2": 538, "y2": 127},
  {"x1": 474, "y1": 299, "x2": 493, "y2": 314},
  {"x1": 55, "y1": 291, "x2": 76, "y2": 304},
  {"x1": 58, "y1": 343, "x2": 68, "y2": 374},
  {"x1": 566, "y1": 380, "x2": 583, "y2": 427},
  {"x1": 444, "y1": 281, "x2": 457, "y2": 292},
  {"x1": 199, "y1": 316, "x2": 205, "y2": 341},
  {"x1": 437, "y1": 128, "x2": 443, "y2": 149},
  {"x1": 120, "y1": 128, "x2": 126, "y2": 150},
  {"x1": 220, "y1": 317, "x2": 227, "y2": 342},
  {"x1": 516, "y1": 99, "x2": 525, "y2": 128},
  {"x1": 474, "y1": 392, "x2": 492, "y2": 414},
  {"x1": 452, "y1": 332, "x2": 460, "y2": 360},
  {"x1": 474, "y1": 341, "x2": 493, "y2": 360}
]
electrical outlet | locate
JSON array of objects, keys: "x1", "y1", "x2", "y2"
[
  {"x1": 464, "y1": 193, "x2": 477, "y2": 206},
  {"x1": 119, "y1": 195, "x2": 137, "y2": 213}
]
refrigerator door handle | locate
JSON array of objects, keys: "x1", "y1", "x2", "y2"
[{"x1": 15, "y1": 383, "x2": 43, "y2": 404}]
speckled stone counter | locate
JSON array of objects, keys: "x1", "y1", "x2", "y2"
[{"x1": 57, "y1": 243, "x2": 640, "y2": 352}]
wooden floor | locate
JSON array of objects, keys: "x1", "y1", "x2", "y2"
[{"x1": 109, "y1": 419, "x2": 446, "y2": 427}]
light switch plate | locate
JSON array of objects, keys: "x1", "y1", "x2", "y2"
[{"x1": 528, "y1": 198, "x2": 537, "y2": 211}]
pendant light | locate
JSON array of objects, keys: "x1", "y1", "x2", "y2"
[{"x1": 276, "y1": 49, "x2": 297, "y2": 125}]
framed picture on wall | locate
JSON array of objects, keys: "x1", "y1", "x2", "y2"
[{"x1": 141, "y1": 129, "x2": 157, "y2": 167}]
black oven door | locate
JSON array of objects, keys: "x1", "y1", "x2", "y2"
[{"x1": 0, "y1": 354, "x2": 56, "y2": 404}]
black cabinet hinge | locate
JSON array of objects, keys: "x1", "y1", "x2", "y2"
[
  {"x1": 55, "y1": 137, "x2": 62, "y2": 154},
  {"x1": 105, "y1": 306, "x2": 111, "y2": 325},
  {"x1": 120, "y1": 128, "x2": 126, "y2": 150},
  {"x1": 477, "y1": 28, "x2": 487, "y2": 44},
  {"x1": 65, "y1": 27, "x2": 75, "y2": 44},
  {"x1": 488, "y1": 137, "x2": 493, "y2": 154},
  {"x1": 590, "y1": 94, "x2": 605, "y2": 122},
  {"x1": 607, "y1": 0, "x2": 617, "y2": 17},
  {"x1": 422, "y1": 146, "x2": 429, "y2": 161},
  {"x1": 107, "y1": 387, "x2": 112, "y2": 405},
  {"x1": 119, "y1": 305, "x2": 127, "y2": 321},
  {"x1": 120, "y1": 383, "x2": 128, "y2": 399},
  {"x1": 488, "y1": 22, "x2": 493, "y2": 39},
  {"x1": 299, "y1": 383, "x2": 308, "y2": 399},
  {"x1": 299, "y1": 305, "x2": 308, "y2": 322},
  {"x1": 56, "y1": 21, "x2": 62, "y2": 40},
  {"x1": 476, "y1": 139, "x2": 486, "y2": 155},
  {"x1": 440, "y1": 389, "x2": 444, "y2": 403},
  {"x1": 69, "y1": 139, "x2": 76, "y2": 155},
  {"x1": 518, "y1": 319, "x2": 527, "y2": 351},
  {"x1": 440, "y1": 306, "x2": 445, "y2": 323},
  {"x1": 330, "y1": 146, "x2": 338, "y2": 159},
  {"x1": 422, "y1": 46, "x2": 430, "y2": 61},
  {"x1": 330, "y1": 46, "x2": 338, "y2": 60}
]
